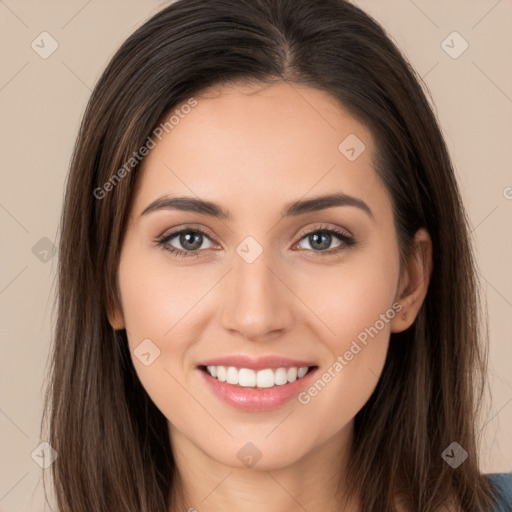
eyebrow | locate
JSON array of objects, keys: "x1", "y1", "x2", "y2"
[{"x1": 140, "y1": 192, "x2": 375, "y2": 221}]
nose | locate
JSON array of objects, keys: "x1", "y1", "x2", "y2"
[{"x1": 219, "y1": 249, "x2": 295, "y2": 343}]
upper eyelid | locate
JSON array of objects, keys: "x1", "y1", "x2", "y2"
[{"x1": 160, "y1": 225, "x2": 217, "y2": 244}]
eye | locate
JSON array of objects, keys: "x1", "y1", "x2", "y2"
[
  {"x1": 294, "y1": 225, "x2": 355, "y2": 255},
  {"x1": 156, "y1": 224, "x2": 356, "y2": 259},
  {"x1": 156, "y1": 228, "x2": 215, "y2": 258}
]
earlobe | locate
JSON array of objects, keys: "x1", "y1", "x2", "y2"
[
  {"x1": 107, "y1": 301, "x2": 125, "y2": 331},
  {"x1": 390, "y1": 228, "x2": 433, "y2": 333}
]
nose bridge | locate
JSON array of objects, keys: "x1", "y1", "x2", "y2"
[{"x1": 219, "y1": 242, "x2": 293, "y2": 341}]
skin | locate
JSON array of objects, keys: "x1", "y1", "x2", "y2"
[{"x1": 108, "y1": 80, "x2": 432, "y2": 512}]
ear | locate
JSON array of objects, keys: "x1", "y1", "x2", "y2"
[
  {"x1": 107, "y1": 297, "x2": 125, "y2": 331},
  {"x1": 390, "y1": 228, "x2": 433, "y2": 333}
]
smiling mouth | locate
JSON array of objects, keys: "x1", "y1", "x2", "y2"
[{"x1": 199, "y1": 365, "x2": 318, "y2": 389}]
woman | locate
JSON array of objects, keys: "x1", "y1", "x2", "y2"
[{"x1": 41, "y1": 0, "x2": 512, "y2": 510}]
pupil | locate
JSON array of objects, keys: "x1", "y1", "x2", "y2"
[
  {"x1": 181, "y1": 232, "x2": 202, "y2": 250},
  {"x1": 311, "y1": 233, "x2": 330, "y2": 250}
]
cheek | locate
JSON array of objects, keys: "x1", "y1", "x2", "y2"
[
  {"x1": 329, "y1": 267, "x2": 398, "y2": 348},
  {"x1": 294, "y1": 239, "x2": 400, "y2": 351},
  {"x1": 117, "y1": 246, "x2": 209, "y2": 345},
  {"x1": 116, "y1": 248, "x2": 208, "y2": 421}
]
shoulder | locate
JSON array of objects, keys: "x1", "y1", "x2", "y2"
[{"x1": 485, "y1": 472, "x2": 512, "y2": 512}]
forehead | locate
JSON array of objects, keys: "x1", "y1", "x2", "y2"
[{"x1": 133, "y1": 81, "x2": 389, "y2": 221}]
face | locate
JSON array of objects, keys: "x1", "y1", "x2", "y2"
[{"x1": 109, "y1": 80, "x2": 416, "y2": 471}]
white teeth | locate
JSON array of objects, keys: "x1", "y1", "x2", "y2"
[
  {"x1": 256, "y1": 369, "x2": 274, "y2": 388},
  {"x1": 216, "y1": 366, "x2": 227, "y2": 382},
  {"x1": 204, "y1": 365, "x2": 311, "y2": 388},
  {"x1": 287, "y1": 367, "x2": 297, "y2": 382},
  {"x1": 226, "y1": 366, "x2": 239, "y2": 385},
  {"x1": 274, "y1": 367, "x2": 288, "y2": 385},
  {"x1": 297, "y1": 367, "x2": 308, "y2": 378},
  {"x1": 239, "y1": 368, "x2": 256, "y2": 387}
]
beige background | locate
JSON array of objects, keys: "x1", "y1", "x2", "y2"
[{"x1": 0, "y1": 1, "x2": 511, "y2": 510}]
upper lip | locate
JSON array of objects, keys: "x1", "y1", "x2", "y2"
[{"x1": 197, "y1": 355, "x2": 317, "y2": 371}]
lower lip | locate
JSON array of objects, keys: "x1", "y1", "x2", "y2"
[{"x1": 198, "y1": 367, "x2": 318, "y2": 411}]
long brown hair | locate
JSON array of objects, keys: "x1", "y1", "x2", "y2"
[{"x1": 41, "y1": 0, "x2": 500, "y2": 510}]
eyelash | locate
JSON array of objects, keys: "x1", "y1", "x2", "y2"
[{"x1": 155, "y1": 225, "x2": 356, "y2": 259}]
